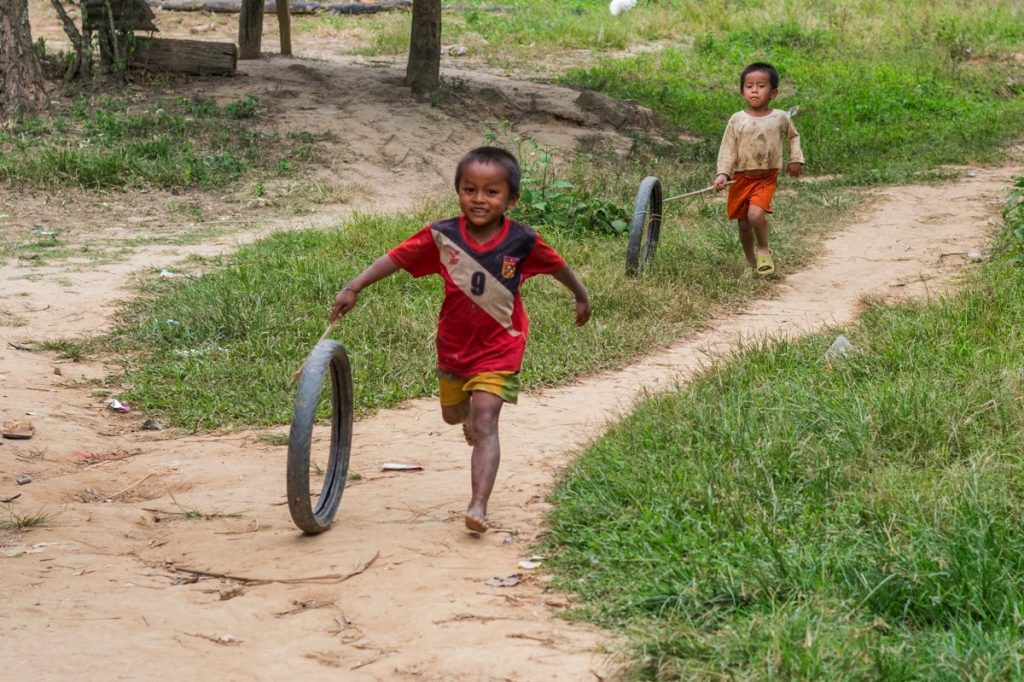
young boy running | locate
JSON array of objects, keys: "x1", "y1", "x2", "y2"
[
  {"x1": 713, "y1": 62, "x2": 804, "y2": 276},
  {"x1": 330, "y1": 146, "x2": 592, "y2": 533}
]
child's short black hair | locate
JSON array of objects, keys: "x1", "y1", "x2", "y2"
[
  {"x1": 740, "y1": 62, "x2": 780, "y2": 90},
  {"x1": 454, "y1": 146, "x2": 521, "y2": 196}
]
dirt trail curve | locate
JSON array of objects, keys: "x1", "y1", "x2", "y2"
[{"x1": 1, "y1": 57, "x2": 1019, "y2": 681}]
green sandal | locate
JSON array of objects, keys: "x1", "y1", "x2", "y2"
[{"x1": 755, "y1": 251, "x2": 775, "y2": 276}]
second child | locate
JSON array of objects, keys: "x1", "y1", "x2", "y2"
[
  {"x1": 330, "y1": 146, "x2": 592, "y2": 533},
  {"x1": 713, "y1": 62, "x2": 804, "y2": 276}
]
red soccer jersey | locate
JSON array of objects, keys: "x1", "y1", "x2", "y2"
[{"x1": 388, "y1": 215, "x2": 565, "y2": 375}]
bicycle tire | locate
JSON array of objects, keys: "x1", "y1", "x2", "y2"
[
  {"x1": 287, "y1": 339, "x2": 353, "y2": 534},
  {"x1": 625, "y1": 175, "x2": 663, "y2": 276}
]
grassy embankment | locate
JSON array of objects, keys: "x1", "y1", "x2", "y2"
[
  {"x1": 545, "y1": 177, "x2": 1024, "y2": 679},
  {"x1": 0, "y1": 93, "x2": 336, "y2": 262}
]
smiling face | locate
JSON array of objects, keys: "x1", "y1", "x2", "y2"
[
  {"x1": 741, "y1": 69, "x2": 778, "y2": 112},
  {"x1": 457, "y1": 160, "x2": 519, "y2": 235}
]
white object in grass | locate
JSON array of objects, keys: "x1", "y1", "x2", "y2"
[{"x1": 609, "y1": 0, "x2": 636, "y2": 16}]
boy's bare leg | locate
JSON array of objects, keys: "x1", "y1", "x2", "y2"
[
  {"x1": 737, "y1": 218, "x2": 757, "y2": 268},
  {"x1": 441, "y1": 398, "x2": 473, "y2": 444},
  {"x1": 465, "y1": 391, "x2": 504, "y2": 532},
  {"x1": 747, "y1": 205, "x2": 770, "y2": 257}
]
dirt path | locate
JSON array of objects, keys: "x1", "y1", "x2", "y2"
[
  {"x1": 2, "y1": 15, "x2": 1020, "y2": 676},
  {"x1": 3, "y1": 161, "x2": 1014, "y2": 679}
]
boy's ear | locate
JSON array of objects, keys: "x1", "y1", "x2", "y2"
[{"x1": 506, "y1": 192, "x2": 520, "y2": 210}]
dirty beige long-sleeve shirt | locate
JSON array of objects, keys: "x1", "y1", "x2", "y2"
[{"x1": 716, "y1": 109, "x2": 804, "y2": 177}]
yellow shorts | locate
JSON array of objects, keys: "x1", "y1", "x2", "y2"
[{"x1": 437, "y1": 370, "x2": 520, "y2": 406}]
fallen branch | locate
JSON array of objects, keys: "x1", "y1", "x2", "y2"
[{"x1": 164, "y1": 551, "x2": 379, "y2": 585}]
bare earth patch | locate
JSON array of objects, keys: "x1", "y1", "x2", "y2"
[{"x1": 2, "y1": 4, "x2": 1021, "y2": 678}]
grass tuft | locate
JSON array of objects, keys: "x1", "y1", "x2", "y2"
[{"x1": 0, "y1": 507, "x2": 50, "y2": 531}]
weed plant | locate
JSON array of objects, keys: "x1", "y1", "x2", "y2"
[
  {"x1": 0, "y1": 94, "x2": 292, "y2": 189},
  {"x1": 542, "y1": 180, "x2": 1024, "y2": 678},
  {"x1": 1004, "y1": 175, "x2": 1024, "y2": 264}
]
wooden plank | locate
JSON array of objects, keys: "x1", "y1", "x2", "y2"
[{"x1": 129, "y1": 37, "x2": 237, "y2": 75}]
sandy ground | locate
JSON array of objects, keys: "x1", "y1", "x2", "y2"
[{"x1": 2, "y1": 4, "x2": 1022, "y2": 680}]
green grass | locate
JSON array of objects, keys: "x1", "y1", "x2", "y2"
[
  {"x1": 106, "y1": 180, "x2": 845, "y2": 430},
  {"x1": 559, "y1": 9, "x2": 1024, "y2": 183},
  {"x1": 0, "y1": 94, "x2": 302, "y2": 189},
  {"x1": 541, "y1": 179, "x2": 1024, "y2": 679}
]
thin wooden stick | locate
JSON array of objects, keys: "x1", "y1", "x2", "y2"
[
  {"x1": 103, "y1": 473, "x2": 155, "y2": 501},
  {"x1": 163, "y1": 551, "x2": 380, "y2": 586},
  {"x1": 663, "y1": 180, "x2": 733, "y2": 204},
  {"x1": 289, "y1": 320, "x2": 337, "y2": 384}
]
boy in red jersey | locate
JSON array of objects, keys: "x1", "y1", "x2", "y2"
[{"x1": 330, "y1": 147, "x2": 592, "y2": 533}]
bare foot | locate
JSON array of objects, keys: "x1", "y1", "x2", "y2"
[
  {"x1": 464, "y1": 511, "x2": 488, "y2": 533},
  {"x1": 462, "y1": 422, "x2": 475, "y2": 446}
]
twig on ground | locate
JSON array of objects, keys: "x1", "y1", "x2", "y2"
[
  {"x1": 182, "y1": 631, "x2": 243, "y2": 646},
  {"x1": 103, "y1": 472, "x2": 154, "y2": 501},
  {"x1": 507, "y1": 632, "x2": 558, "y2": 646},
  {"x1": 164, "y1": 551, "x2": 380, "y2": 586},
  {"x1": 275, "y1": 599, "x2": 336, "y2": 617}
]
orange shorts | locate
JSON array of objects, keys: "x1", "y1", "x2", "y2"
[{"x1": 727, "y1": 170, "x2": 778, "y2": 221}]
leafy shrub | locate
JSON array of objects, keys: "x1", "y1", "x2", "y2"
[{"x1": 487, "y1": 130, "x2": 629, "y2": 237}]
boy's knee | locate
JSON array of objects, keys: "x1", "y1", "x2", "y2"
[
  {"x1": 470, "y1": 411, "x2": 499, "y2": 437},
  {"x1": 441, "y1": 400, "x2": 470, "y2": 425}
]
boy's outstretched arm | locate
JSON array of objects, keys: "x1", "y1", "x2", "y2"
[
  {"x1": 330, "y1": 254, "x2": 400, "y2": 323},
  {"x1": 550, "y1": 265, "x2": 592, "y2": 326}
]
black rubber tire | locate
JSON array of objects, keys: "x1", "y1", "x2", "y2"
[
  {"x1": 287, "y1": 339, "x2": 353, "y2": 534},
  {"x1": 625, "y1": 175, "x2": 663, "y2": 276}
]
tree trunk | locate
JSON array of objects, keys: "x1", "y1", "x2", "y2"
[
  {"x1": 404, "y1": 0, "x2": 439, "y2": 93},
  {"x1": 0, "y1": 0, "x2": 47, "y2": 120},
  {"x1": 275, "y1": 0, "x2": 290, "y2": 56},
  {"x1": 238, "y1": 0, "x2": 263, "y2": 59}
]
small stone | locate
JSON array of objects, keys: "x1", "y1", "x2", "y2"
[
  {"x1": 17, "y1": 474, "x2": 32, "y2": 485},
  {"x1": 968, "y1": 250, "x2": 984, "y2": 262},
  {"x1": 825, "y1": 335, "x2": 854, "y2": 361},
  {"x1": 141, "y1": 418, "x2": 163, "y2": 431},
  {"x1": 53, "y1": 367, "x2": 62, "y2": 376}
]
